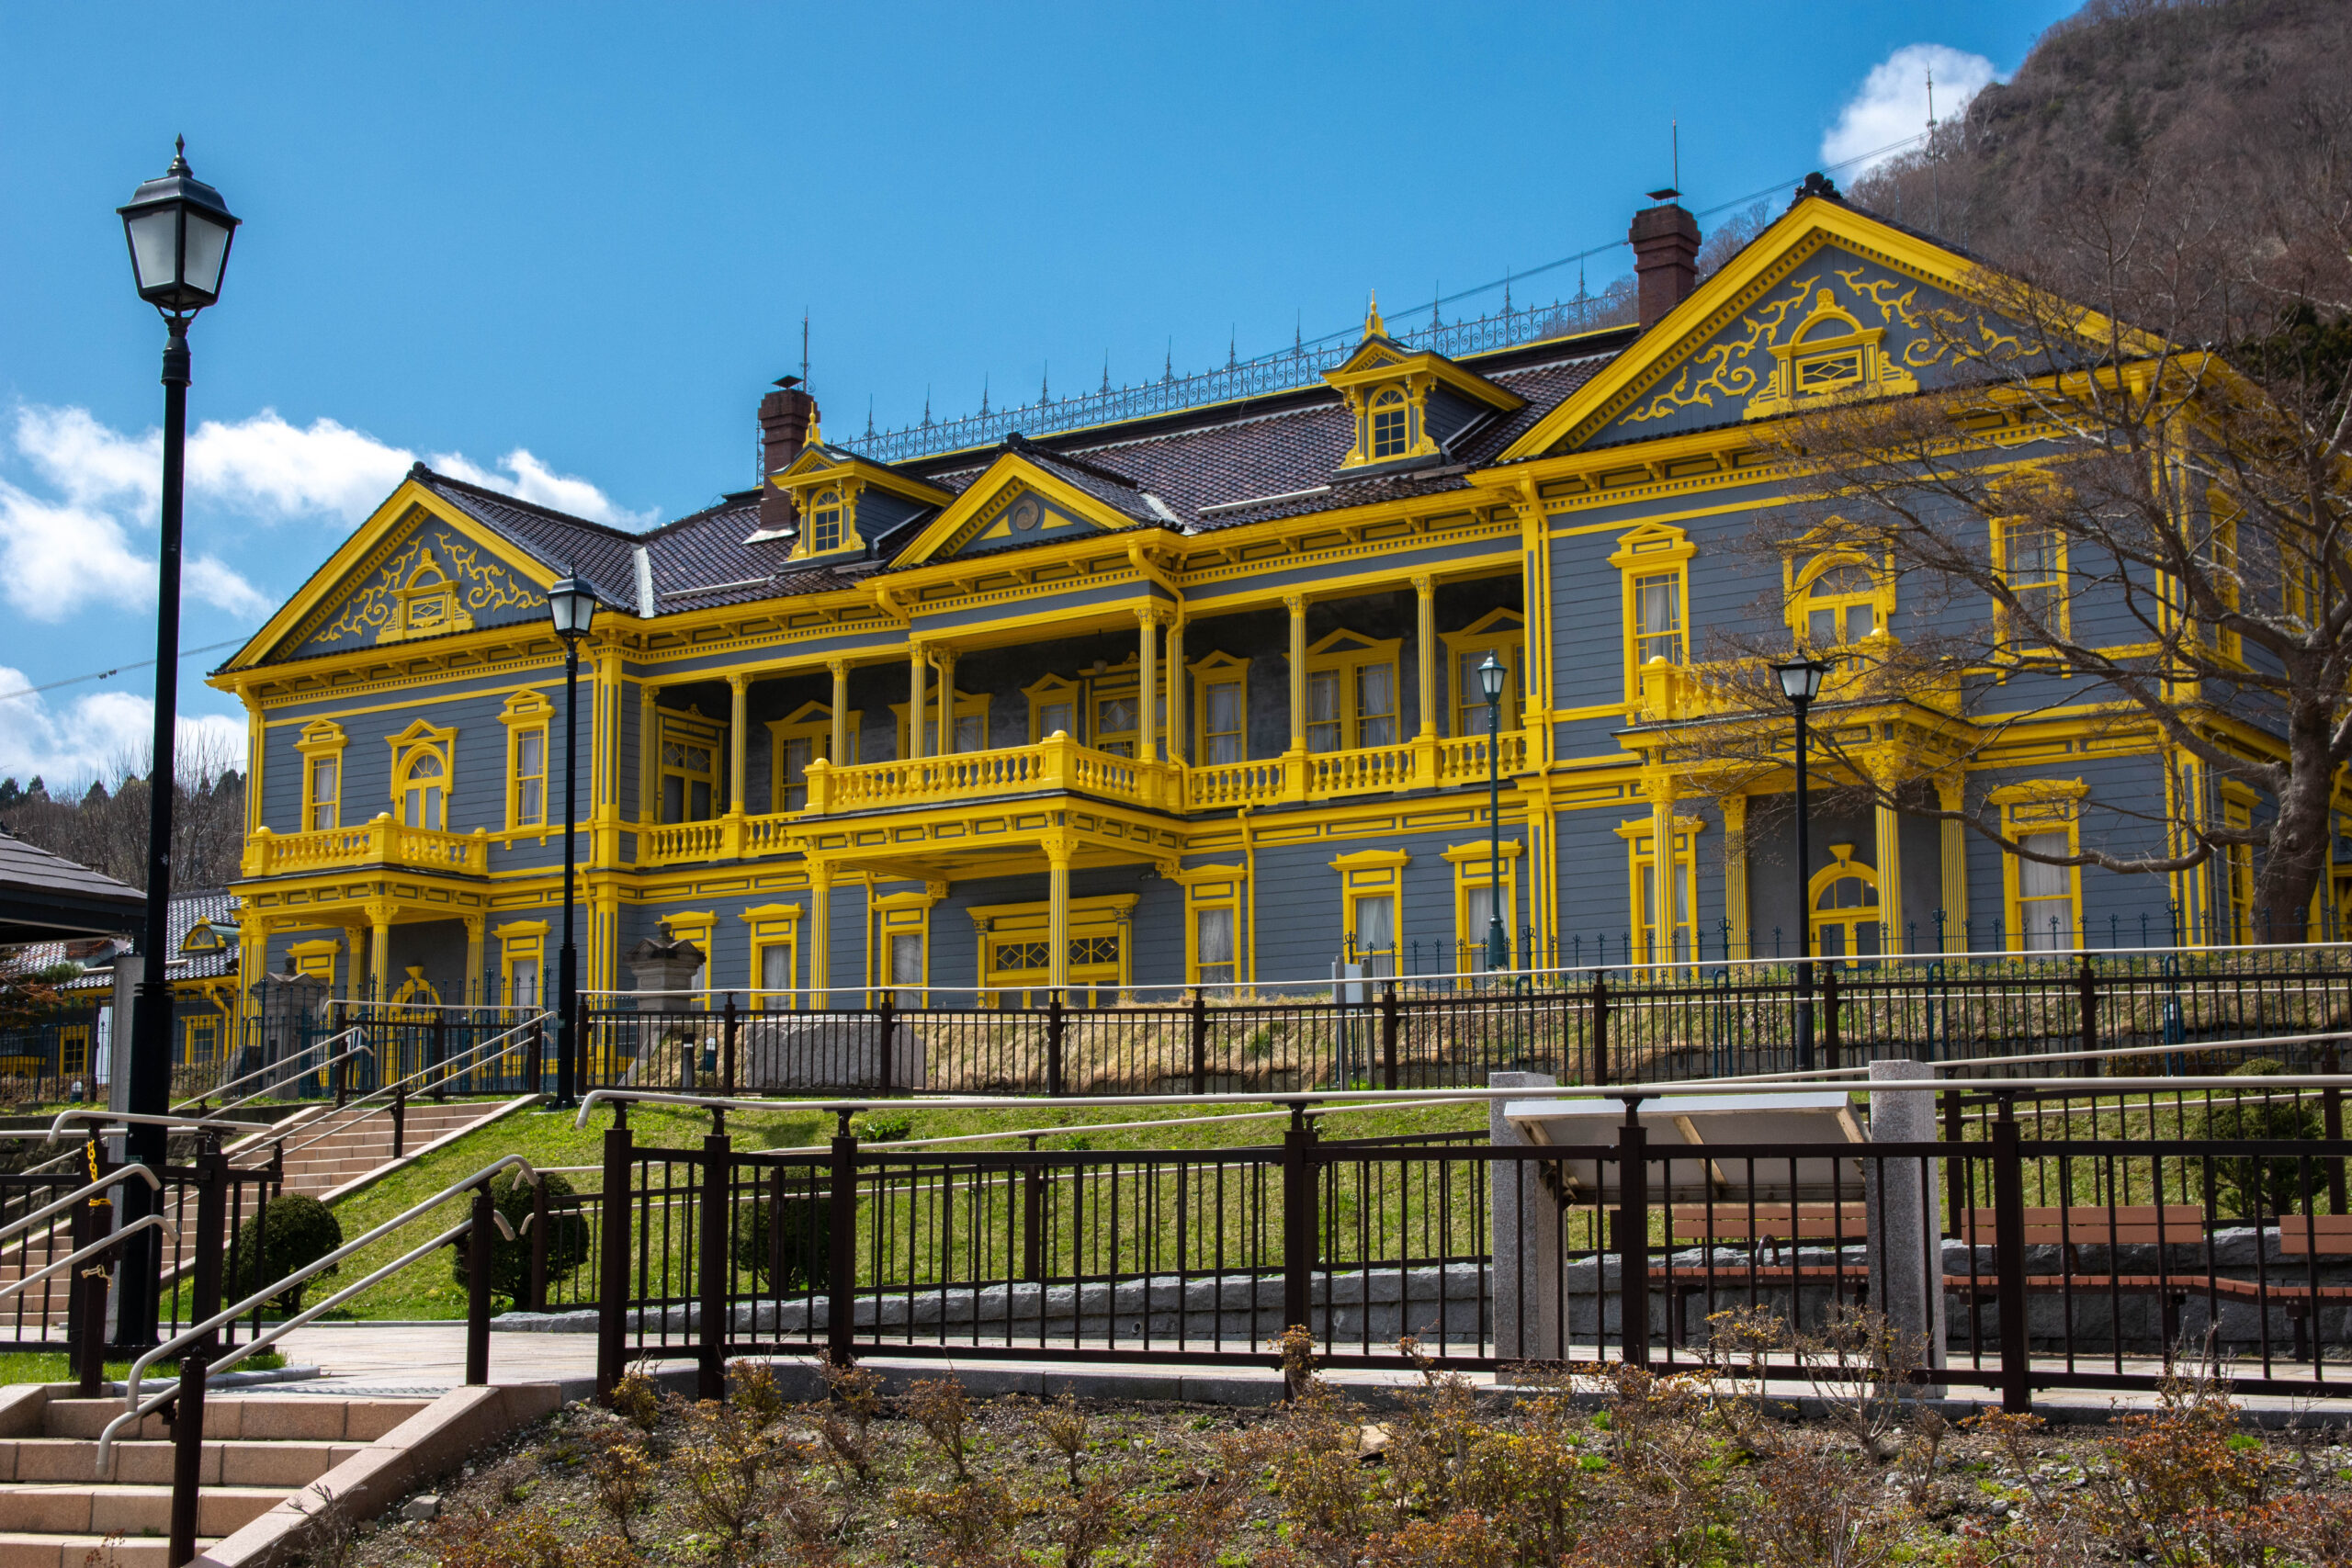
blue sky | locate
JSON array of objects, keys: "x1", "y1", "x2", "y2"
[{"x1": 0, "y1": 0, "x2": 2074, "y2": 784}]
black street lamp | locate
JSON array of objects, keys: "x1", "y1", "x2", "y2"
[
  {"x1": 114, "y1": 140, "x2": 240, "y2": 1348},
  {"x1": 1478, "y1": 653, "x2": 1510, "y2": 975},
  {"x1": 547, "y1": 572, "x2": 600, "y2": 1110},
  {"x1": 1774, "y1": 657, "x2": 1829, "y2": 1072}
]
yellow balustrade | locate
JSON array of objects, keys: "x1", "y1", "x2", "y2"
[
  {"x1": 241, "y1": 815, "x2": 488, "y2": 877},
  {"x1": 630, "y1": 727, "x2": 1535, "y2": 867},
  {"x1": 1185, "y1": 756, "x2": 1291, "y2": 807}
]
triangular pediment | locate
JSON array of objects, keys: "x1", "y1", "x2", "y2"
[
  {"x1": 892, "y1": 453, "x2": 1153, "y2": 569},
  {"x1": 1500, "y1": 197, "x2": 2122, "y2": 460},
  {"x1": 223, "y1": 478, "x2": 559, "y2": 670}
]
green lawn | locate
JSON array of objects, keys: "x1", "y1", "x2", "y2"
[{"x1": 232, "y1": 1094, "x2": 1492, "y2": 1321}]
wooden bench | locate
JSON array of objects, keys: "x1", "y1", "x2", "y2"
[
  {"x1": 1956, "y1": 1204, "x2": 2205, "y2": 1269},
  {"x1": 2278, "y1": 1215, "x2": 2352, "y2": 1358},
  {"x1": 1668, "y1": 1201, "x2": 1869, "y2": 1261}
]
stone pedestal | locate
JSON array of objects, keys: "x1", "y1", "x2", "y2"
[
  {"x1": 1488, "y1": 1071, "x2": 1561, "y2": 1361},
  {"x1": 1866, "y1": 1059, "x2": 1946, "y2": 1392}
]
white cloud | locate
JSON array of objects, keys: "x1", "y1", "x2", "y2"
[
  {"x1": 1823, "y1": 43, "x2": 2002, "y2": 175},
  {"x1": 0, "y1": 478, "x2": 259, "y2": 622},
  {"x1": 0, "y1": 667, "x2": 243, "y2": 791},
  {"x1": 189, "y1": 412, "x2": 415, "y2": 525},
  {"x1": 0, "y1": 400, "x2": 649, "y2": 626},
  {"x1": 10, "y1": 401, "x2": 649, "y2": 531}
]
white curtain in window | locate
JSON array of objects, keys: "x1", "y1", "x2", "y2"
[{"x1": 1195, "y1": 907, "x2": 1235, "y2": 985}]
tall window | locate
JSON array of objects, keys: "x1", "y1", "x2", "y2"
[
  {"x1": 2222, "y1": 795, "x2": 2255, "y2": 944},
  {"x1": 742, "y1": 904, "x2": 801, "y2": 1011},
  {"x1": 496, "y1": 920, "x2": 548, "y2": 1010},
  {"x1": 1633, "y1": 574, "x2": 1683, "y2": 665},
  {"x1": 659, "y1": 713, "x2": 721, "y2": 823},
  {"x1": 512, "y1": 728, "x2": 546, "y2": 828},
  {"x1": 2017, "y1": 837, "x2": 2072, "y2": 950},
  {"x1": 1992, "y1": 780, "x2": 2086, "y2": 951},
  {"x1": 307, "y1": 755, "x2": 339, "y2": 831},
  {"x1": 1094, "y1": 689, "x2": 1140, "y2": 756},
  {"x1": 508, "y1": 953, "x2": 543, "y2": 1009},
  {"x1": 296, "y1": 719, "x2": 345, "y2": 833},
  {"x1": 808, "y1": 487, "x2": 845, "y2": 554},
  {"x1": 1335, "y1": 850, "x2": 1408, "y2": 978},
  {"x1": 770, "y1": 703, "x2": 849, "y2": 814},
  {"x1": 1442, "y1": 610, "x2": 1524, "y2": 738},
  {"x1": 1194, "y1": 906, "x2": 1237, "y2": 986},
  {"x1": 2000, "y1": 520, "x2": 2066, "y2": 635},
  {"x1": 1201, "y1": 674, "x2": 1244, "y2": 763},
  {"x1": 1624, "y1": 823, "x2": 1698, "y2": 964},
  {"x1": 1370, "y1": 389, "x2": 1409, "y2": 458},
  {"x1": 951, "y1": 710, "x2": 987, "y2": 753},
  {"x1": 1446, "y1": 840, "x2": 1521, "y2": 976},
  {"x1": 778, "y1": 734, "x2": 818, "y2": 810},
  {"x1": 1305, "y1": 631, "x2": 1402, "y2": 753}
]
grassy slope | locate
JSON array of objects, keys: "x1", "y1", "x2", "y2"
[{"x1": 302, "y1": 1095, "x2": 1488, "y2": 1320}]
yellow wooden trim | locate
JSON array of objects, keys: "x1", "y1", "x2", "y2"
[{"x1": 1189, "y1": 650, "x2": 1250, "y2": 764}]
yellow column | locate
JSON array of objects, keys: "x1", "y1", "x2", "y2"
[
  {"x1": 366, "y1": 906, "x2": 394, "y2": 1004},
  {"x1": 808, "y1": 862, "x2": 832, "y2": 1009},
  {"x1": 1285, "y1": 592, "x2": 1307, "y2": 751},
  {"x1": 907, "y1": 642, "x2": 926, "y2": 760},
  {"x1": 727, "y1": 672, "x2": 750, "y2": 815},
  {"x1": 1874, "y1": 761, "x2": 1905, "y2": 954},
  {"x1": 1137, "y1": 608, "x2": 1159, "y2": 762},
  {"x1": 827, "y1": 658, "x2": 850, "y2": 764},
  {"x1": 463, "y1": 915, "x2": 485, "y2": 1007},
  {"x1": 933, "y1": 647, "x2": 956, "y2": 757},
  {"x1": 1723, "y1": 793, "x2": 1749, "y2": 960},
  {"x1": 1938, "y1": 775, "x2": 1968, "y2": 953},
  {"x1": 638, "y1": 682, "x2": 660, "y2": 824},
  {"x1": 1414, "y1": 573, "x2": 1438, "y2": 737},
  {"x1": 1046, "y1": 836, "x2": 1072, "y2": 994},
  {"x1": 1165, "y1": 616, "x2": 1186, "y2": 765},
  {"x1": 1648, "y1": 783, "x2": 1677, "y2": 965}
]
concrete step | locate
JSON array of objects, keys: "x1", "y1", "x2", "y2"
[
  {"x1": 40, "y1": 1398, "x2": 428, "y2": 1443},
  {"x1": 0, "y1": 1482, "x2": 286, "y2": 1537},
  {"x1": 0, "y1": 1438, "x2": 353, "y2": 1487},
  {"x1": 0, "y1": 1529, "x2": 220, "y2": 1566}
]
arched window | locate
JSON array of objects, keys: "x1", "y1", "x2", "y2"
[
  {"x1": 1809, "y1": 845, "x2": 1882, "y2": 959},
  {"x1": 1803, "y1": 564, "x2": 1879, "y2": 648},
  {"x1": 397, "y1": 748, "x2": 447, "y2": 830},
  {"x1": 1370, "y1": 389, "x2": 1409, "y2": 459}
]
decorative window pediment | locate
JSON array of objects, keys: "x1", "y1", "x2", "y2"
[
  {"x1": 1745, "y1": 288, "x2": 1919, "y2": 419},
  {"x1": 383, "y1": 549, "x2": 476, "y2": 642},
  {"x1": 1322, "y1": 298, "x2": 1525, "y2": 474}
]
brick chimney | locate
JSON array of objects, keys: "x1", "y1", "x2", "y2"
[
  {"x1": 757, "y1": 377, "x2": 819, "y2": 535},
  {"x1": 1629, "y1": 189, "x2": 1702, "y2": 331}
]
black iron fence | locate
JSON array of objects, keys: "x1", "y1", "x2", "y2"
[
  {"x1": 576, "y1": 947, "x2": 2352, "y2": 1097},
  {"x1": 562, "y1": 1089, "x2": 2351, "y2": 1408}
]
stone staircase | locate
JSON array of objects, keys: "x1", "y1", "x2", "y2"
[
  {"x1": 261, "y1": 1099, "x2": 516, "y2": 1199},
  {"x1": 0, "y1": 1390, "x2": 431, "y2": 1565},
  {"x1": 0, "y1": 1099, "x2": 524, "y2": 1328}
]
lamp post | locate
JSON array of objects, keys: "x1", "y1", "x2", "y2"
[
  {"x1": 547, "y1": 574, "x2": 600, "y2": 1110},
  {"x1": 1478, "y1": 654, "x2": 1510, "y2": 975},
  {"x1": 1773, "y1": 658, "x2": 1829, "y2": 1071},
  {"x1": 114, "y1": 140, "x2": 240, "y2": 1348}
]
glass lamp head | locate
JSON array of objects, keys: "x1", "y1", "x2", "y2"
[
  {"x1": 1774, "y1": 657, "x2": 1829, "y2": 705},
  {"x1": 118, "y1": 139, "x2": 240, "y2": 313},
  {"x1": 1476, "y1": 652, "x2": 1508, "y2": 703},
  {"x1": 548, "y1": 573, "x2": 601, "y2": 641}
]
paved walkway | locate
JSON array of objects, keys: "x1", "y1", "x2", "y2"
[{"x1": 246, "y1": 1324, "x2": 2352, "y2": 1425}]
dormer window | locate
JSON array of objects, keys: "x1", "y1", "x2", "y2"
[
  {"x1": 1370, "y1": 389, "x2": 1410, "y2": 459},
  {"x1": 808, "y1": 487, "x2": 846, "y2": 554}
]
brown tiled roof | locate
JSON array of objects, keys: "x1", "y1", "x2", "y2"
[{"x1": 351, "y1": 335, "x2": 1630, "y2": 627}]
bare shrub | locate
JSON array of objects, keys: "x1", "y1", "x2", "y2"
[{"x1": 905, "y1": 1375, "x2": 974, "y2": 1481}]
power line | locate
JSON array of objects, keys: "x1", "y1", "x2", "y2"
[{"x1": 0, "y1": 636, "x2": 253, "y2": 706}]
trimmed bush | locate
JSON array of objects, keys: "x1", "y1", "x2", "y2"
[
  {"x1": 731, "y1": 1194, "x2": 831, "y2": 1290},
  {"x1": 229, "y1": 1194, "x2": 343, "y2": 1314},
  {"x1": 449, "y1": 1168, "x2": 590, "y2": 1306}
]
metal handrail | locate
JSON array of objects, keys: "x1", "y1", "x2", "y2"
[
  {"x1": 109, "y1": 1152, "x2": 539, "y2": 1433},
  {"x1": 0, "y1": 1213, "x2": 176, "y2": 1304},
  {"x1": 169, "y1": 1026, "x2": 369, "y2": 1115},
  {"x1": 259, "y1": 1010, "x2": 550, "y2": 1165},
  {"x1": 43, "y1": 1111, "x2": 269, "y2": 1145},
  {"x1": 0, "y1": 1164, "x2": 158, "y2": 1250}
]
